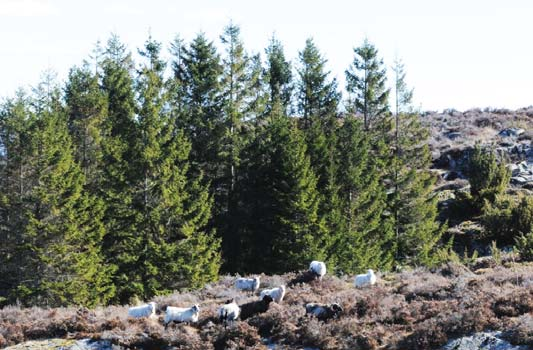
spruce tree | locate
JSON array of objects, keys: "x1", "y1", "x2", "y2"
[
  {"x1": 172, "y1": 33, "x2": 223, "y2": 178},
  {"x1": 296, "y1": 38, "x2": 340, "y2": 127},
  {"x1": 219, "y1": 23, "x2": 253, "y2": 271},
  {"x1": 246, "y1": 53, "x2": 268, "y2": 125},
  {"x1": 264, "y1": 35, "x2": 293, "y2": 113},
  {"x1": 65, "y1": 62, "x2": 107, "y2": 189},
  {"x1": 390, "y1": 59, "x2": 443, "y2": 265},
  {"x1": 99, "y1": 34, "x2": 142, "y2": 303},
  {"x1": 134, "y1": 37, "x2": 220, "y2": 296},
  {"x1": 0, "y1": 92, "x2": 35, "y2": 303},
  {"x1": 345, "y1": 39, "x2": 390, "y2": 131},
  {"x1": 236, "y1": 102, "x2": 326, "y2": 273},
  {"x1": 296, "y1": 39, "x2": 341, "y2": 246},
  {"x1": 335, "y1": 116, "x2": 394, "y2": 273},
  {"x1": 14, "y1": 79, "x2": 113, "y2": 307}
]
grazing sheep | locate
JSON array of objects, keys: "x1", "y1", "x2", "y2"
[
  {"x1": 309, "y1": 261, "x2": 327, "y2": 280},
  {"x1": 127, "y1": 302, "x2": 156, "y2": 318},
  {"x1": 288, "y1": 270, "x2": 318, "y2": 286},
  {"x1": 305, "y1": 302, "x2": 343, "y2": 321},
  {"x1": 239, "y1": 295, "x2": 274, "y2": 320},
  {"x1": 354, "y1": 269, "x2": 377, "y2": 288},
  {"x1": 235, "y1": 276, "x2": 261, "y2": 293},
  {"x1": 164, "y1": 304, "x2": 200, "y2": 329},
  {"x1": 218, "y1": 298, "x2": 240, "y2": 327},
  {"x1": 259, "y1": 285, "x2": 286, "y2": 303}
]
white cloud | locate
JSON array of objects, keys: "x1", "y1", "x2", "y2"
[{"x1": 0, "y1": 0, "x2": 58, "y2": 17}]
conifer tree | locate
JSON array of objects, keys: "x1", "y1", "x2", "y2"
[
  {"x1": 389, "y1": 59, "x2": 443, "y2": 265},
  {"x1": 296, "y1": 39, "x2": 341, "y2": 243},
  {"x1": 172, "y1": 33, "x2": 223, "y2": 178},
  {"x1": 335, "y1": 117, "x2": 394, "y2": 273},
  {"x1": 468, "y1": 145, "x2": 511, "y2": 210},
  {"x1": 218, "y1": 23, "x2": 253, "y2": 271},
  {"x1": 99, "y1": 34, "x2": 142, "y2": 303},
  {"x1": 133, "y1": 36, "x2": 220, "y2": 296},
  {"x1": 0, "y1": 92, "x2": 36, "y2": 302},
  {"x1": 236, "y1": 102, "x2": 326, "y2": 273},
  {"x1": 65, "y1": 62, "x2": 107, "y2": 189},
  {"x1": 264, "y1": 36, "x2": 293, "y2": 113},
  {"x1": 345, "y1": 39, "x2": 390, "y2": 131},
  {"x1": 296, "y1": 38, "x2": 340, "y2": 127},
  {"x1": 246, "y1": 53, "x2": 269, "y2": 125},
  {"x1": 12, "y1": 79, "x2": 113, "y2": 307}
]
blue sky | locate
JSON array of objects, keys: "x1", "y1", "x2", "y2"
[{"x1": 1, "y1": 0, "x2": 532, "y2": 111}]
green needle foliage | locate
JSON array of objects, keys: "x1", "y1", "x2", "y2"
[
  {"x1": 0, "y1": 28, "x2": 485, "y2": 306},
  {"x1": 345, "y1": 39, "x2": 390, "y2": 131},
  {"x1": 1, "y1": 78, "x2": 114, "y2": 307},
  {"x1": 334, "y1": 116, "x2": 394, "y2": 273},
  {"x1": 235, "y1": 102, "x2": 326, "y2": 274}
]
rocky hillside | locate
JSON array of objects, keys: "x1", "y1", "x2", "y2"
[
  {"x1": 0, "y1": 260, "x2": 532, "y2": 350},
  {"x1": 424, "y1": 107, "x2": 532, "y2": 190}
]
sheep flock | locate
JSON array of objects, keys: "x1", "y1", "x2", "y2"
[{"x1": 129, "y1": 261, "x2": 378, "y2": 327}]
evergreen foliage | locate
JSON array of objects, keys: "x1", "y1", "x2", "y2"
[
  {"x1": 389, "y1": 60, "x2": 443, "y2": 266},
  {"x1": 345, "y1": 39, "x2": 390, "y2": 131},
  {"x1": 235, "y1": 103, "x2": 326, "y2": 273},
  {"x1": 0, "y1": 28, "x2": 473, "y2": 306},
  {"x1": 133, "y1": 37, "x2": 221, "y2": 296},
  {"x1": 296, "y1": 38, "x2": 340, "y2": 126},
  {"x1": 468, "y1": 145, "x2": 511, "y2": 210},
  {"x1": 1, "y1": 80, "x2": 114, "y2": 307},
  {"x1": 265, "y1": 36, "x2": 293, "y2": 113},
  {"x1": 334, "y1": 117, "x2": 394, "y2": 273},
  {"x1": 65, "y1": 63, "x2": 107, "y2": 189},
  {"x1": 99, "y1": 35, "x2": 142, "y2": 303},
  {"x1": 172, "y1": 33, "x2": 223, "y2": 179}
]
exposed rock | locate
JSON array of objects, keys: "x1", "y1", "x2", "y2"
[
  {"x1": 442, "y1": 331, "x2": 529, "y2": 350},
  {"x1": 510, "y1": 161, "x2": 533, "y2": 187},
  {"x1": 499, "y1": 128, "x2": 525, "y2": 138},
  {"x1": 446, "y1": 131, "x2": 462, "y2": 140},
  {"x1": 3, "y1": 339, "x2": 117, "y2": 350}
]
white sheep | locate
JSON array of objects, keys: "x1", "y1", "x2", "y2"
[
  {"x1": 309, "y1": 261, "x2": 326, "y2": 280},
  {"x1": 259, "y1": 285, "x2": 286, "y2": 303},
  {"x1": 218, "y1": 298, "x2": 240, "y2": 327},
  {"x1": 235, "y1": 276, "x2": 261, "y2": 293},
  {"x1": 164, "y1": 304, "x2": 200, "y2": 329},
  {"x1": 354, "y1": 269, "x2": 377, "y2": 288},
  {"x1": 127, "y1": 301, "x2": 156, "y2": 318}
]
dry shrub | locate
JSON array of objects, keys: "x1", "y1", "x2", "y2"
[
  {"x1": 396, "y1": 269, "x2": 453, "y2": 301},
  {"x1": 164, "y1": 324, "x2": 205, "y2": 349},
  {"x1": 213, "y1": 322, "x2": 265, "y2": 350},
  {"x1": 400, "y1": 321, "x2": 448, "y2": 350},
  {"x1": 297, "y1": 317, "x2": 337, "y2": 349},
  {"x1": 1, "y1": 266, "x2": 533, "y2": 349},
  {"x1": 503, "y1": 314, "x2": 533, "y2": 345},
  {"x1": 492, "y1": 289, "x2": 533, "y2": 317}
]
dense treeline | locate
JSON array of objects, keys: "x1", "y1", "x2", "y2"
[{"x1": 0, "y1": 25, "x2": 443, "y2": 306}]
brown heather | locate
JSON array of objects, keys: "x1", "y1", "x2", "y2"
[{"x1": 0, "y1": 263, "x2": 532, "y2": 350}]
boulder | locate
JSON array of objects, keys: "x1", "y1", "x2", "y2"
[
  {"x1": 499, "y1": 128, "x2": 525, "y2": 138},
  {"x1": 443, "y1": 331, "x2": 529, "y2": 350},
  {"x1": 445, "y1": 131, "x2": 462, "y2": 140}
]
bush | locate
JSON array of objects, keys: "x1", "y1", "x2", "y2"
[
  {"x1": 467, "y1": 145, "x2": 510, "y2": 211},
  {"x1": 516, "y1": 232, "x2": 533, "y2": 261},
  {"x1": 482, "y1": 195, "x2": 533, "y2": 245}
]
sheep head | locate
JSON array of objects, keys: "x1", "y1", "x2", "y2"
[{"x1": 262, "y1": 294, "x2": 273, "y2": 304}]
